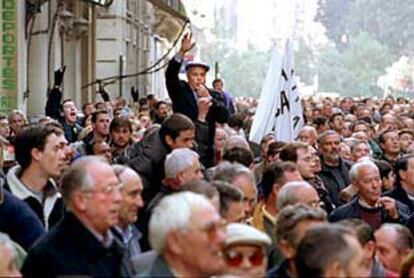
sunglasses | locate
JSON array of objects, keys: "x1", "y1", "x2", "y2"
[{"x1": 224, "y1": 250, "x2": 265, "y2": 267}]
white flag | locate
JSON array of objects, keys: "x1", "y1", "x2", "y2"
[{"x1": 249, "y1": 40, "x2": 304, "y2": 144}]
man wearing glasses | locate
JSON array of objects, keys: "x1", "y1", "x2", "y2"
[
  {"x1": 22, "y1": 156, "x2": 127, "y2": 277},
  {"x1": 145, "y1": 192, "x2": 226, "y2": 277}
]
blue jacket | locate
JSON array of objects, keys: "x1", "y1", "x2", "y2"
[{"x1": 0, "y1": 182, "x2": 45, "y2": 251}]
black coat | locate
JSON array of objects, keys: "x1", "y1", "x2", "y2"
[
  {"x1": 0, "y1": 187, "x2": 45, "y2": 251},
  {"x1": 22, "y1": 212, "x2": 125, "y2": 278},
  {"x1": 318, "y1": 158, "x2": 352, "y2": 207},
  {"x1": 165, "y1": 58, "x2": 229, "y2": 167}
]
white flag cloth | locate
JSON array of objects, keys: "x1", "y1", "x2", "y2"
[{"x1": 249, "y1": 40, "x2": 304, "y2": 144}]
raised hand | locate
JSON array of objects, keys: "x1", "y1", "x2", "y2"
[
  {"x1": 179, "y1": 33, "x2": 196, "y2": 55},
  {"x1": 195, "y1": 85, "x2": 210, "y2": 98}
]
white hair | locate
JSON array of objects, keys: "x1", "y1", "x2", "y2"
[
  {"x1": 149, "y1": 192, "x2": 212, "y2": 253},
  {"x1": 164, "y1": 148, "x2": 199, "y2": 179},
  {"x1": 349, "y1": 160, "x2": 378, "y2": 182},
  {"x1": 276, "y1": 181, "x2": 314, "y2": 210}
]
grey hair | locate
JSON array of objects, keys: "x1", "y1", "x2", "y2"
[
  {"x1": 112, "y1": 164, "x2": 140, "y2": 189},
  {"x1": 164, "y1": 148, "x2": 199, "y2": 179},
  {"x1": 214, "y1": 161, "x2": 255, "y2": 185},
  {"x1": 60, "y1": 156, "x2": 106, "y2": 209},
  {"x1": 349, "y1": 140, "x2": 372, "y2": 155},
  {"x1": 149, "y1": 192, "x2": 212, "y2": 253},
  {"x1": 317, "y1": 130, "x2": 339, "y2": 145},
  {"x1": 379, "y1": 224, "x2": 413, "y2": 252},
  {"x1": 223, "y1": 135, "x2": 250, "y2": 151},
  {"x1": 276, "y1": 204, "x2": 326, "y2": 246},
  {"x1": 276, "y1": 181, "x2": 314, "y2": 210},
  {"x1": 349, "y1": 160, "x2": 378, "y2": 182}
]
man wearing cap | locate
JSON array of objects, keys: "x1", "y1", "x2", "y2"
[
  {"x1": 223, "y1": 223, "x2": 271, "y2": 277},
  {"x1": 165, "y1": 34, "x2": 229, "y2": 167}
]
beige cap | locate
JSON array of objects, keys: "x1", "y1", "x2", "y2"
[{"x1": 225, "y1": 223, "x2": 271, "y2": 247}]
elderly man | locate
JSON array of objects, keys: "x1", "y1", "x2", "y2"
[
  {"x1": 267, "y1": 204, "x2": 327, "y2": 277},
  {"x1": 276, "y1": 181, "x2": 322, "y2": 211},
  {"x1": 297, "y1": 125, "x2": 318, "y2": 148},
  {"x1": 295, "y1": 224, "x2": 366, "y2": 277},
  {"x1": 318, "y1": 130, "x2": 351, "y2": 206},
  {"x1": 112, "y1": 165, "x2": 144, "y2": 263},
  {"x1": 145, "y1": 192, "x2": 226, "y2": 277},
  {"x1": 375, "y1": 224, "x2": 413, "y2": 273},
  {"x1": 22, "y1": 156, "x2": 125, "y2": 277},
  {"x1": 147, "y1": 148, "x2": 203, "y2": 212},
  {"x1": 223, "y1": 223, "x2": 271, "y2": 277},
  {"x1": 329, "y1": 160, "x2": 409, "y2": 229},
  {"x1": 214, "y1": 162, "x2": 257, "y2": 218}
]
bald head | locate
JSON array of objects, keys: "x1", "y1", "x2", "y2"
[{"x1": 277, "y1": 181, "x2": 320, "y2": 210}]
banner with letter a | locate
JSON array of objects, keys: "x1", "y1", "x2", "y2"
[{"x1": 249, "y1": 40, "x2": 304, "y2": 144}]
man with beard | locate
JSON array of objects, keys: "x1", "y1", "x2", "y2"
[
  {"x1": 110, "y1": 118, "x2": 133, "y2": 161},
  {"x1": 318, "y1": 130, "x2": 352, "y2": 206}
]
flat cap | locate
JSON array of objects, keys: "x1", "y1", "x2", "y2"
[
  {"x1": 225, "y1": 223, "x2": 271, "y2": 247},
  {"x1": 185, "y1": 61, "x2": 210, "y2": 72}
]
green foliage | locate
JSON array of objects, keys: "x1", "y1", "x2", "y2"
[
  {"x1": 202, "y1": 42, "x2": 270, "y2": 98},
  {"x1": 317, "y1": 32, "x2": 394, "y2": 97},
  {"x1": 317, "y1": 0, "x2": 414, "y2": 56}
]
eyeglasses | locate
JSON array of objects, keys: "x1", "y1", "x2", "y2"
[
  {"x1": 224, "y1": 250, "x2": 265, "y2": 267},
  {"x1": 186, "y1": 219, "x2": 227, "y2": 240}
]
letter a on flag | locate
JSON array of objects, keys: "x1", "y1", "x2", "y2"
[{"x1": 249, "y1": 40, "x2": 304, "y2": 144}]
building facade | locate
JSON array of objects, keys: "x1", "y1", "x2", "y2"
[{"x1": 0, "y1": 0, "x2": 187, "y2": 117}]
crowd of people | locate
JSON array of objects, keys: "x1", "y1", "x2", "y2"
[{"x1": 3, "y1": 34, "x2": 414, "y2": 277}]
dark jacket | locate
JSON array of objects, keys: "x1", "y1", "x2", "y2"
[
  {"x1": 127, "y1": 128, "x2": 168, "y2": 204},
  {"x1": 0, "y1": 183, "x2": 45, "y2": 251},
  {"x1": 329, "y1": 197, "x2": 410, "y2": 228},
  {"x1": 22, "y1": 212, "x2": 125, "y2": 278},
  {"x1": 5, "y1": 165, "x2": 64, "y2": 230},
  {"x1": 165, "y1": 57, "x2": 229, "y2": 167},
  {"x1": 59, "y1": 118, "x2": 82, "y2": 144},
  {"x1": 318, "y1": 158, "x2": 352, "y2": 206},
  {"x1": 383, "y1": 183, "x2": 414, "y2": 213}
]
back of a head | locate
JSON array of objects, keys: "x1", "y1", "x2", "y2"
[
  {"x1": 222, "y1": 147, "x2": 254, "y2": 167},
  {"x1": 337, "y1": 219, "x2": 374, "y2": 246},
  {"x1": 213, "y1": 180, "x2": 243, "y2": 217},
  {"x1": 277, "y1": 181, "x2": 314, "y2": 210},
  {"x1": 276, "y1": 204, "x2": 327, "y2": 247},
  {"x1": 164, "y1": 148, "x2": 199, "y2": 179},
  {"x1": 261, "y1": 162, "x2": 297, "y2": 200},
  {"x1": 213, "y1": 161, "x2": 253, "y2": 185},
  {"x1": 296, "y1": 224, "x2": 356, "y2": 278}
]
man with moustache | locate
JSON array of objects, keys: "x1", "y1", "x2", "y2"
[{"x1": 317, "y1": 130, "x2": 352, "y2": 206}]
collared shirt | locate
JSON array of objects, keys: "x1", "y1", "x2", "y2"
[
  {"x1": 262, "y1": 205, "x2": 276, "y2": 225},
  {"x1": 86, "y1": 227, "x2": 114, "y2": 249}
]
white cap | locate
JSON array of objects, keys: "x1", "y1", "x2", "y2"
[{"x1": 225, "y1": 223, "x2": 271, "y2": 247}]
